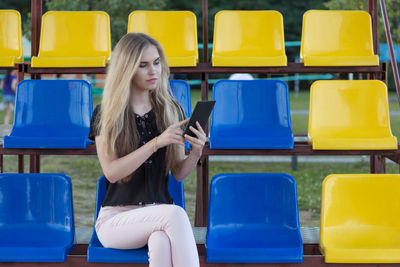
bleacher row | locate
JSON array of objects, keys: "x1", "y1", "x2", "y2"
[
  {"x1": 1, "y1": 5, "x2": 400, "y2": 266},
  {"x1": 1, "y1": 9, "x2": 380, "y2": 68},
  {"x1": 2, "y1": 167, "x2": 400, "y2": 263},
  {"x1": 3, "y1": 79, "x2": 397, "y2": 151}
]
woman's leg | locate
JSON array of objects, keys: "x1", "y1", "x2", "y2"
[
  {"x1": 96, "y1": 204, "x2": 199, "y2": 267},
  {"x1": 148, "y1": 231, "x2": 172, "y2": 267}
]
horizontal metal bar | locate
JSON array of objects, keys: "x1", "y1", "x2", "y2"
[
  {"x1": 25, "y1": 63, "x2": 384, "y2": 75},
  {"x1": 171, "y1": 63, "x2": 384, "y2": 74},
  {"x1": 0, "y1": 143, "x2": 398, "y2": 157}
]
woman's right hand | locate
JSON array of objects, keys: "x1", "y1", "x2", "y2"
[{"x1": 157, "y1": 118, "x2": 189, "y2": 148}]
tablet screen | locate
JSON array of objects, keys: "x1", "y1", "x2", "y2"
[{"x1": 183, "y1": 100, "x2": 216, "y2": 137}]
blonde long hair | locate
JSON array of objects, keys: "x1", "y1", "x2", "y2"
[{"x1": 99, "y1": 33, "x2": 183, "y2": 179}]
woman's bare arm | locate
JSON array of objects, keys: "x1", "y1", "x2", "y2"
[
  {"x1": 171, "y1": 122, "x2": 206, "y2": 181},
  {"x1": 96, "y1": 118, "x2": 189, "y2": 183}
]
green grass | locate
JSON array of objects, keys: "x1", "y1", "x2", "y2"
[
  {"x1": 291, "y1": 114, "x2": 308, "y2": 135},
  {"x1": 289, "y1": 91, "x2": 311, "y2": 110},
  {"x1": 389, "y1": 93, "x2": 400, "y2": 111},
  {"x1": 390, "y1": 116, "x2": 400, "y2": 139}
]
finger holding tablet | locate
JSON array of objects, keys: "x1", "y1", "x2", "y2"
[
  {"x1": 182, "y1": 100, "x2": 216, "y2": 137},
  {"x1": 183, "y1": 100, "x2": 215, "y2": 158},
  {"x1": 185, "y1": 121, "x2": 207, "y2": 145}
]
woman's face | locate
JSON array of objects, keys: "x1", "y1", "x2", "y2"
[{"x1": 132, "y1": 45, "x2": 162, "y2": 92}]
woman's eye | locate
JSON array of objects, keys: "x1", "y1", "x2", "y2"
[
  {"x1": 139, "y1": 63, "x2": 146, "y2": 68},
  {"x1": 154, "y1": 60, "x2": 160, "y2": 65}
]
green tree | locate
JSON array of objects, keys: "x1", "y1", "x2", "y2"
[
  {"x1": 1, "y1": 0, "x2": 31, "y2": 41},
  {"x1": 45, "y1": 0, "x2": 167, "y2": 47},
  {"x1": 0, "y1": 0, "x2": 30, "y2": 17},
  {"x1": 324, "y1": 0, "x2": 400, "y2": 44}
]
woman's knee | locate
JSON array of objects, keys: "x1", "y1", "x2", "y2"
[{"x1": 162, "y1": 205, "x2": 188, "y2": 220}]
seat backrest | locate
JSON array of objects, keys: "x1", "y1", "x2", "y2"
[
  {"x1": 38, "y1": 11, "x2": 110, "y2": 59},
  {"x1": 301, "y1": 10, "x2": 375, "y2": 60},
  {"x1": 0, "y1": 10, "x2": 23, "y2": 65},
  {"x1": 211, "y1": 80, "x2": 291, "y2": 133},
  {"x1": 208, "y1": 173, "x2": 299, "y2": 230},
  {"x1": 94, "y1": 175, "x2": 185, "y2": 220},
  {"x1": 321, "y1": 174, "x2": 400, "y2": 231},
  {"x1": 0, "y1": 173, "x2": 74, "y2": 230},
  {"x1": 308, "y1": 80, "x2": 393, "y2": 138},
  {"x1": 128, "y1": 11, "x2": 198, "y2": 66},
  {"x1": 169, "y1": 80, "x2": 191, "y2": 118},
  {"x1": 213, "y1": 10, "x2": 285, "y2": 58},
  {"x1": 11, "y1": 80, "x2": 93, "y2": 136},
  {"x1": 167, "y1": 174, "x2": 185, "y2": 210}
]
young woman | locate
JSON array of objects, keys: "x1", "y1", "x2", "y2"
[
  {"x1": 0, "y1": 70, "x2": 17, "y2": 125},
  {"x1": 89, "y1": 33, "x2": 204, "y2": 267}
]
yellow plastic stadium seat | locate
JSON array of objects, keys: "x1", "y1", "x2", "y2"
[
  {"x1": 31, "y1": 11, "x2": 111, "y2": 68},
  {"x1": 128, "y1": 11, "x2": 198, "y2": 67},
  {"x1": 212, "y1": 10, "x2": 287, "y2": 67},
  {"x1": 0, "y1": 10, "x2": 23, "y2": 66},
  {"x1": 308, "y1": 80, "x2": 397, "y2": 150},
  {"x1": 320, "y1": 174, "x2": 400, "y2": 263},
  {"x1": 300, "y1": 10, "x2": 379, "y2": 66}
]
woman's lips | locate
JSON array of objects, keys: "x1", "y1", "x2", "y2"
[{"x1": 147, "y1": 78, "x2": 158, "y2": 83}]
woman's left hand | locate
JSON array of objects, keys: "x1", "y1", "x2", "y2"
[{"x1": 184, "y1": 121, "x2": 207, "y2": 159}]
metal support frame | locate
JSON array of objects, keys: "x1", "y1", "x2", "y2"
[
  {"x1": 370, "y1": 155, "x2": 386, "y2": 173},
  {"x1": 3, "y1": 0, "x2": 398, "y2": 247},
  {"x1": 1, "y1": 244, "x2": 400, "y2": 267}
]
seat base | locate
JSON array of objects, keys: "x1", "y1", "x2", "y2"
[
  {"x1": 206, "y1": 246, "x2": 303, "y2": 263},
  {"x1": 303, "y1": 55, "x2": 379, "y2": 66},
  {"x1": 0, "y1": 246, "x2": 75, "y2": 262},
  {"x1": 31, "y1": 56, "x2": 107, "y2": 67},
  {"x1": 0, "y1": 56, "x2": 16, "y2": 67},
  {"x1": 212, "y1": 55, "x2": 287, "y2": 67},
  {"x1": 3, "y1": 136, "x2": 91, "y2": 149},
  {"x1": 321, "y1": 246, "x2": 400, "y2": 263},
  {"x1": 167, "y1": 56, "x2": 197, "y2": 67},
  {"x1": 87, "y1": 232, "x2": 148, "y2": 263},
  {"x1": 210, "y1": 136, "x2": 294, "y2": 149},
  {"x1": 0, "y1": 226, "x2": 75, "y2": 262},
  {"x1": 310, "y1": 136, "x2": 398, "y2": 150}
]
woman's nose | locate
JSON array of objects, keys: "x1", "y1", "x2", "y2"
[{"x1": 148, "y1": 64, "x2": 156, "y2": 74}]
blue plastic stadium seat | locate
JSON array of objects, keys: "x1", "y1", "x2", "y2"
[
  {"x1": 209, "y1": 80, "x2": 293, "y2": 149},
  {"x1": 87, "y1": 175, "x2": 185, "y2": 262},
  {"x1": 3, "y1": 80, "x2": 93, "y2": 149},
  {"x1": 0, "y1": 173, "x2": 75, "y2": 262},
  {"x1": 170, "y1": 80, "x2": 191, "y2": 149},
  {"x1": 206, "y1": 173, "x2": 303, "y2": 263},
  {"x1": 170, "y1": 80, "x2": 191, "y2": 119}
]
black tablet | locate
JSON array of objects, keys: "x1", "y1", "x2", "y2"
[{"x1": 183, "y1": 100, "x2": 216, "y2": 137}]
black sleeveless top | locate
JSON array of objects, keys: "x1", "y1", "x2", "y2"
[{"x1": 89, "y1": 104, "x2": 184, "y2": 207}]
